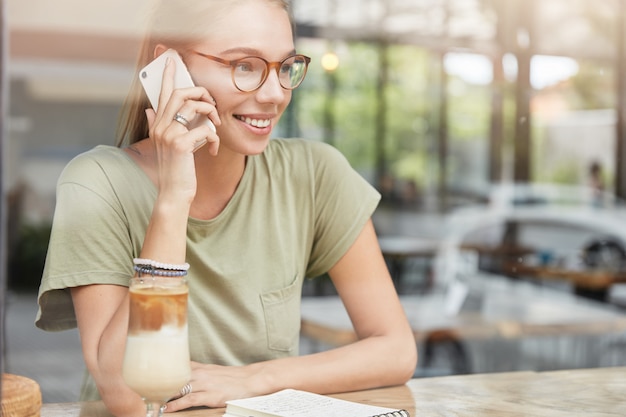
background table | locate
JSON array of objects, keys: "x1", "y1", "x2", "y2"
[
  {"x1": 504, "y1": 262, "x2": 626, "y2": 301},
  {"x1": 40, "y1": 367, "x2": 626, "y2": 416},
  {"x1": 301, "y1": 277, "x2": 626, "y2": 344},
  {"x1": 460, "y1": 242, "x2": 626, "y2": 302},
  {"x1": 300, "y1": 274, "x2": 626, "y2": 374}
]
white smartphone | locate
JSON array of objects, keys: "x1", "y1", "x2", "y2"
[{"x1": 139, "y1": 48, "x2": 216, "y2": 132}]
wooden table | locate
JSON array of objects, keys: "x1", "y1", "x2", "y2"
[
  {"x1": 459, "y1": 242, "x2": 626, "y2": 301},
  {"x1": 504, "y1": 263, "x2": 626, "y2": 301},
  {"x1": 40, "y1": 366, "x2": 626, "y2": 416}
]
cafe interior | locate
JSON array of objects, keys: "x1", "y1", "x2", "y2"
[{"x1": 2, "y1": 0, "x2": 626, "y2": 415}]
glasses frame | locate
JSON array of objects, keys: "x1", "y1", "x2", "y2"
[{"x1": 190, "y1": 51, "x2": 311, "y2": 92}]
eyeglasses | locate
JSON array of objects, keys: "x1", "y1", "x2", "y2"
[{"x1": 191, "y1": 51, "x2": 311, "y2": 92}]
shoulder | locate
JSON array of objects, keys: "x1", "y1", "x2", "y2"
[
  {"x1": 58, "y1": 145, "x2": 130, "y2": 184},
  {"x1": 268, "y1": 137, "x2": 341, "y2": 155},
  {"x1": 264, "y1": 138, "x2": 348, "y2": 168}
]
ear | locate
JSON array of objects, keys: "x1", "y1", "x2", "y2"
[{"x1": 153, "y1": 44, "x2": 170, "y2": 59}]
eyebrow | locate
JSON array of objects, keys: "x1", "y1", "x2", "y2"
[{"x1": 220, "y1": 47, "x2": 298, "y2": 58}]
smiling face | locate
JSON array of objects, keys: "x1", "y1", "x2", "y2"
[{"x1": 183, "y1": 0, "x2": 295, "y2": 156}]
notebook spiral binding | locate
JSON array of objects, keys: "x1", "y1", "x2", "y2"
[{"x1": 373, "y1": 410, "x2": 409, "y2": 417}]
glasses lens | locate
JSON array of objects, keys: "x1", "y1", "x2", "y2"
[
  {"x1": 231, "y1": 55, "x2": 310, "y2": 92},
  {"x1": 279, "y1": 56, "x2": 309, "y2": 89},
  {"x1": 233, "y1": 57, "x2": 267, "y2": 92}
]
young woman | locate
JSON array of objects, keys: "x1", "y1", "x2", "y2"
[{"x1": 36, "y1": 0, "x2": 417, "y2": 415}]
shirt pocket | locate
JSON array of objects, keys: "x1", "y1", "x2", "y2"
[{"x1": 260, "y1": 276, "x2": 301, "y2": 353}]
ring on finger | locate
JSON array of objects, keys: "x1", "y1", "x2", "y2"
[
  {"x1": 173, "y1": 113, "x2": 190, "y2": 127},
  {"x1": 180, "y1": 383, "x2": 192, "y2": 396}
]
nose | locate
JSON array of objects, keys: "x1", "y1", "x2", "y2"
[{"x1": 255, "y1": 69, "x2": 288, "y2": 103}]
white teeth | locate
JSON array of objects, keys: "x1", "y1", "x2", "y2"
[{"x1": 239, "y1": 116, "x2": 271, "y2": 128}]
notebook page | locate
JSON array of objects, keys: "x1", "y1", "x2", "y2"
[{"x1": 224, "y1": 389, "x2": 406, "y2": 417}]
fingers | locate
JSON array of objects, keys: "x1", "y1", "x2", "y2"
[
  {"x1": 157, "y1": 56, "x2": 220, "y2": 129},
  {"x1": 159, "y1": 124, "x2": 219, "y2": 155},
  {"x1": 157, "y1": 56, "x2": 176, "y2": 112},
  {"x1": 145, "y1": 108, "x2": 157, "y2": 128},
  {"x1": 192, "y1": 138, "x2": 208, "y2": 152},
  {"x1": 165, "y1": 393, "x2": 194, "y2": 413},
  {"x1": 165, "y1": 364, "x2": 243, "y2": 412},
  {"x1": 165, "y1": 385, "x2": 227, "y2": 412},
  {"x1": 169, "y1": 95, "x2": 221, "y2": 131},
  {"x1": 173, "y1": 113, "x2": 191, "y2": 128},
  {"x1": 165, "y1": 380, "x2": 206, "y2": 412},
  {"x1": 149, "y1": 54, "x2": 221, "y2": 154}
]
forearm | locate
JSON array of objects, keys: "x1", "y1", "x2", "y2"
[
  {"x1": 96, "y1": 296, "x2": 145, "y2": 417},
  {"x1": 72, "y1": 286, "x2": 144, "y2": 417},
  {"x1": 140, "y1": 194, "x2": 191, "y2": 263},
  {"x1": 248, "y1": 332, "x2": 417, "y2": 396}
]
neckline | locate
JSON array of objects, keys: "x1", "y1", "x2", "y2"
[{"x1": 103, "y1": 144, "x2": 256, "y2": 223}]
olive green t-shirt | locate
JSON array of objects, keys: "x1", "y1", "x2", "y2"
[{"x1": 36, "y1": 138, "x2": 380, "y2": 399}]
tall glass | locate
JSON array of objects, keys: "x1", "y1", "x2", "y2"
[{"x1": 122, "y1": 277, "x2": 191, "y2": 417}]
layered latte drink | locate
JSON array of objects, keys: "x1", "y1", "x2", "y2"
[{"x1": 122, "y1": 277, "x2": 191, "y2": 402}]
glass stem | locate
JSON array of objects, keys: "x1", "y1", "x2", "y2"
[{"x1": 145, "y1": 401, "x2": 164, "y2": 417}]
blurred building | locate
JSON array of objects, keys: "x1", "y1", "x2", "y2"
[{"x1": 6, "y1": 0, "x2": 626, "y2": 223}]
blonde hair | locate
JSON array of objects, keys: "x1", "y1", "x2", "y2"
[{"x1": 116, "y1": 0, "x2": 292, "y2": 147}]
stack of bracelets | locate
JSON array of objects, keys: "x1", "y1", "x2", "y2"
[{"x1": 132, "y1": 258, "x2": 190, "y2": 277}]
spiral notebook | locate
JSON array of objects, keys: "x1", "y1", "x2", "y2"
[{"x1": 222, "y1": 388, "x2": 409, "y2": 417}]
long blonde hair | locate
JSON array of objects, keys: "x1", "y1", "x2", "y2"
[{"x1": 116, "y1": 0, "x2": 292, "y2": 147}]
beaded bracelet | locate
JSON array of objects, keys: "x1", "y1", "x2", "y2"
[
  {"x1": 133, "y1": 265, "x2": 188, "y2": 277},
  {"x1": 133, "y1": 258, "x2": 190, "y2": 271}
]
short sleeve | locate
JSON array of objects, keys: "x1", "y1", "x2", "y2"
[
  {"x1": 305, "y1": 142, "x2": 381, "y2": 277},
  {"x1": 36, "y1": 153, "x2": 135, "y2": 331}
]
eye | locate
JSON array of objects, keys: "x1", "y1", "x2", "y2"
[
  {"x1": 280, "y1": 63, "x2": 293, "y2": 74},
  {"x1": 235, "y1": 61, "x2": 255, "y2": 73}
]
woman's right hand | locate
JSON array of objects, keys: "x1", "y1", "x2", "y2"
[{"x1": 146, "y1": 54, "x2": 221, "y2": 203}]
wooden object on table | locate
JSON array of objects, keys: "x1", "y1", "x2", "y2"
[
  {"x1": 459, "y1": 242, "x2": 535, "y2": 275},
  {"x1": 505, "y1": 263, "x2": 626, "y2": 290},
  {"x1": 464, "y1": 242, "x2": 626, "y2": 300},
  {"x1": 40, "y1": 367, "x2": 626, "y2": 416},
  {"x1": 504, "y1": 262, "x2": 626, "y2": 301},
  {"x1": 1, "y1": 373, "x2": 42, "y2": 417},
  {"x1": 460, "y1": 242, "x2": 535, "y2": 258}
]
